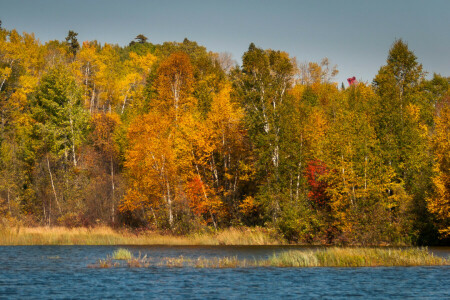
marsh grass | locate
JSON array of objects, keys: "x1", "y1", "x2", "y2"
[
  {"x1": 265, "y1": 247, "x2": 448, "y2": 267},
  {"x1": 112, "y1": 248, "x2": 133, "y2": 260},
  {"x1": 91, "y1": 247, "x2": 448, "y2": 269},
  {"x1": 0, "y1": 226, "x2": 282, "y2": 245}
]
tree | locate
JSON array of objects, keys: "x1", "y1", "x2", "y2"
[
  {"x1": 322, "y1": 84, "x2": 405, "y2": 243},
  {"x1": 65, "y1": 30, "x2": 80, "y2": 57},
  {"x1": 427, "y1": 97, "x2": 450, "y2": 239},
  {"x1": 119, "y1": 51, "x2": 156, "y2": 114},
  {"x1": 135, "y1": 34, "x2": 148, "y2": 44},
  {"x1": 206, "y1": 85, "x2": 253, "y2": 221},
  {"x1": 373, "y1": 39, "x2": 435, "y2": 244},
  {"x1": 305, "y1": 160, "x2": 330, "y2": 210},
  {"x1": 31, "y1": 64, "x2": 89, "y2": 224},
  {"x1": 373, "y1": 39, "x2": 425, "y2": 175},
  {"x1": 154, "y1": 52, "x2": 194, "y2": 122},
  {"x1": 90, "y1": 112, "x2": 121, "y2": 223},
  {"x1": 120, "y1": 112, "x2": 178, "y2": 228},
  {"x1": 236, "y1": 44, "x2": 296, "y2": 223}
]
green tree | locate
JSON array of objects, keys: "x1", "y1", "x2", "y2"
[
  {"x1": 31, "y1": 64, "x2": 89, "y2": 224},
  {"x1": 373, "y1": 39, "x2": 436, "y2": 244},
  {"x1": 235, "y1": 44, "x2": 297, "y2": 225},
  {"x1": 65, "y1": 30, "x2": 80, "y2": 57},
  {"x1": 135, "y1": 34, "x2": 148, "y2": 44}
]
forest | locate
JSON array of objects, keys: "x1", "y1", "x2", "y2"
[{"x1": 0, "y1": 24, "x2": 448, "y2": 245}]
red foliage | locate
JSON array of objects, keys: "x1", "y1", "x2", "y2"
[
  {"x1": 305, "y1": 160, "x2": 330, "y2": 208},
  {"x1": 347, "y1": 76, "x2": 358, "y2": 86},
  {"x1": 186, "y1": 176, "x2": 207, "y2": 216}
]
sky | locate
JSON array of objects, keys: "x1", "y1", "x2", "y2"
[{"x1": 1, "y1": 0, "x2": 449, "y2": 85}]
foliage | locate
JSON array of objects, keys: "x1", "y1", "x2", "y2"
[{"x1": 0, "y1": 26, "x2": 448, "y2": 245}]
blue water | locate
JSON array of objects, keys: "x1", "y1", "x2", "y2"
[{"x1": 0, "y1": 246, "x2": 449, "y2": 299}]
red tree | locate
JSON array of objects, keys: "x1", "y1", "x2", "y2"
[{"x1": 305, "y1": 160, "x2": 330, "y2": 209}]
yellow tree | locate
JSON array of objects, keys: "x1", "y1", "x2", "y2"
[
  {"x1": 119, "y1": 51, "x2": 156, "y2": 113},
  {"x1": 427, "y1": 99, "x2": 450, "y2": 238},
  {"x1": 74, "y1": 41, "x2": 101, "y2": 112},
  {"x1": 94, "y1": 43, "x2": 123, "y2": 112},
  {"x1": 154, "y1": 52, "x2": 194, "y2": 122},
  {"x1": 90, "y1": 112, "x2": 121, "y2": 223},
  {"x1": 206, "y1": 85, "x2": 253, "y2": 218},
  {"x1": 0, "y1": 29, "x2": 45, "y2": 218},
  {"x1": 121, "y1": 112, "x2": 179, "y2": 228},
  {"x1": 121, "y1": 53, "x2": 195, "y2": 229}
]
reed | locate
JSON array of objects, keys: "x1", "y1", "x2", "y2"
[
  {"x1": 91, "y1": 247, "x2": 449, "y2": 268},
  {"x1": 0, "y1": 226, "x2": 283, "y2": 245},
  {"x1": 112, "y1": 248, "x2": 133, "y2": 260},
  {"x1": 265, "y1": 247, "x2": 448, "y2": 267}
]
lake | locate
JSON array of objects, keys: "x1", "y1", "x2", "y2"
[{"x1": 0, "y1": 246, "x2": 449, "y2": 299}]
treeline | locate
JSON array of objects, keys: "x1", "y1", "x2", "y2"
[{"x1": 0, "y1": 26, "x2": 448, "y2": 245}]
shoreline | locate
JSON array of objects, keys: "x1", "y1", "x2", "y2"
[{"x1": 0, "y1": 226, "x2": 285, "y2": 246}]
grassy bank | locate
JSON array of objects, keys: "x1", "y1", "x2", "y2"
[
  {"x1": 0, "y1": 226, "x2": 283, "y2": 246},
  {"x1": 91, "y1": 247, "x2": 449, "y2": 268}
]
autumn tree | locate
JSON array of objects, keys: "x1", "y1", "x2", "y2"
[
  {"x1": 154, "y1": 52, "x2": 194, "y2": 122},
  {"x1": 206, "y1": 85, "x2": 254, "y2": 222},
  {"x1": 121, "y1": 112, "x2": 178, "y2": 228},
  {"x1": 154, "y1": 39, "x2": 226, "y2": 117},
  {"x1": 427, "y1": 95, "x2": 450, "y2": 239},
  {"x1": 90, "y1": 112, "x2": 122, "y2": 223},
  {"x1": 305, "y1": 160, "x2": 330, "y2": 210}
]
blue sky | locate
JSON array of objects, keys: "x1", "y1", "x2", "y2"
[{"x1": 1, "y1": 0, "x2": 449, "y2": 85}]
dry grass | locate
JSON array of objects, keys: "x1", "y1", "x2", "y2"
[
  {"x1": 0, "y1": 226, "x2": 283, "y2": 246},
  {"x1": 90, "y1": 247, "x2": 449, "y2": 269}
]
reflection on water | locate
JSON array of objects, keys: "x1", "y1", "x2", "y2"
[{"x1": 0, "y1": 246, "x2": 449, "y2": 299}]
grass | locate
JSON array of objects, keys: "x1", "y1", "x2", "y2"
[
  {"x1": 0, "y1": 226, "x2": 283, "y2": 246},
  {"x1": 264, "y1": 247, "x2": 448, "y2": 267},
  {"x1": 112, "y1": 248, "x2": 133, "y2": 260},
  {"x1": 90, "y1": 247, "x2": 449, "y2": 269}
]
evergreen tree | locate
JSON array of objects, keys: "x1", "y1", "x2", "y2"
[{"x1": 65, "y1": 30, "x2": 80, "y2": 57}]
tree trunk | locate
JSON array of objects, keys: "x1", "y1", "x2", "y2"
[
  {"x1": 194, "y1": 161, "x2": 217, "y2": 231},
  {"x1": 111, "y1": 157, "x2": 115, "y2": 223},
  {"x1": 69, "y1": 115, "x2": 77, "y2": 167},
  {"x1": 7, "y1": 187, "x2": 11, "y2": 215},
  {"x1": 47, "y1": 155, "x2": 62, "y2": 215},
  {"x1": 150, "y1": 207, "x2": 158, "y2": 228},
  {"x1": 166, "y1": 181, "x2": 173, "y2": 228},
  {"x1": 89, "y1": 85, "x2": 95, "y2": 114}
]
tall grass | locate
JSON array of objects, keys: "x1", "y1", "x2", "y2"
[
  {"x1": 112, "y1": 248, "x2": 133, "y2": 260},
  {"x1": 264, "y1": 247, "x2": 448, "y2": 267},
  {"x1": 91, "y1": 247, "x2": 449, "y2": 268},
  {"x1": 0, "y1": 226, "x2": 283, "y2": 245}
]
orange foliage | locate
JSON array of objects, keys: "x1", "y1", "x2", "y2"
[
  {"x1": 90, "y1": 112, "x2": 121, "y2": 157},
  {"x1": 155, "y1": 52, "x2": 194, "y2": 119},
  {"x1": 186, "y1": 175, "x2": 223, "y2": 224}
]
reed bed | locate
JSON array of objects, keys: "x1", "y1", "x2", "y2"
[
  {"x1": 0, "y1": 226, "x2": 283, "y2": 245},
  {"x1": 264, "y1": 247, "x2": 448, "y2": 267},
  {"x1": 90, "y1": 247, "x2": 449, "y2": 269}
]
